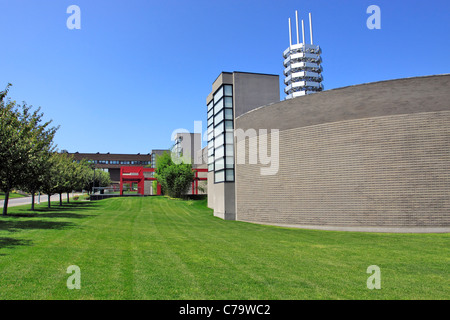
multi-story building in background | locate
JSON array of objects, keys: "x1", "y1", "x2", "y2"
[
  {"x1": 150, "y1": 149, "x2": 170, "y2": 169},
  {"x1": 70, "y1": 152, "x2": 152, "y2": 185},
  {"x1": 171, "y1": 133, "x2": 202, "y2": 165}
]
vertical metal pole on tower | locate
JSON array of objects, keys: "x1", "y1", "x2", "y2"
[
  {"x1": 288, "y1": 18, "x2": 292, "y2": 47},
  {"x1": 295, "y1": 11, "x2": 300, "y2": 44},
  {"x1": 309, "y1": 12, "x2": 314, "y2": 45},
  {"x1": 302, "y1": 20, "x2": 305, "y2": 46}
]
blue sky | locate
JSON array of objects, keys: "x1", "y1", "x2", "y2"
[{"x1": 1, "y1": 0, "x2": 449, "y2": 154}]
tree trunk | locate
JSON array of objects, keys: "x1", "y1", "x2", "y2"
[
  {"x1": 31, "y1": 191, "x2": 35, "y2": 211},
  {"x1": 59, "y1": 193, "x2": 62, "y2": 206},
  {"x1": 48, "y1": 194, "x2": 51, "y2": 208},
  {"x1": 2, "y1": 189, "x2": 10, "y2": 216},
  {"x1": 67, "y1": 192, "x2": 70, "y2": 203}
]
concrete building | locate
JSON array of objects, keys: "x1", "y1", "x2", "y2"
[
  {"x1": 206, "y1": 71, "x2": 280, "y2": 220},
  {"x1": 70, "y1": 152, "x2": 151, "y2": 185},
  {"x1": 170, "y1": 132, "x2": 207, "y2": 195},
  {"x1": 150, "y1": 149, "x2": 170, "y2": 169},
  {"x1": 171, "y1": 132, "x2": 202, "y2": 165},
  {"x1": 206, "y1": 73, "x2": 450, "y2": 232}
]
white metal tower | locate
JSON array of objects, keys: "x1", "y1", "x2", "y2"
[{"x1": 283, "y1": 11, "x2": 323, "y2": 99}]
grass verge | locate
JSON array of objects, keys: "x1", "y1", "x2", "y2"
[{"x1": 0, "y1": 197, "x2": 448, "y2": 299}]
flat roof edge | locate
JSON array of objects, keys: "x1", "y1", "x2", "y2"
[{"x1": 236, "y1": 73, "x2": 450, "y2": 120}]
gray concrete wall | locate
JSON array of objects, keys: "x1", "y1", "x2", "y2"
[
  {"x1": 235, "y1": 74, "x2": 450, "y2": 132},
  {"x1": 194, "y1": 147, "x2": 208, "y2": 168},
  {"x1": 206, "y1": 71, "x2": 280, "y2": 220},
  {"x1": 207, "y1": 172, "x2": 235, "y2": 219},
  {"x1": 207, "y1": 171, "x2": 215, "y2": 209},
  {"x1": 144, "y1": 181, "x2": 152, "y2": 196},
  {"x1": 210, "y1": 181, "x2": 236, "y2": 220},
  {"x1": 173, "y1": 133, "x2": 201, "y2": 165},
  {"x1": 235, "y1": 74, "x2": 450, "y2": 232},
  {"x1": 233, "y1": 72, "x2": 280, "y2": 118}
]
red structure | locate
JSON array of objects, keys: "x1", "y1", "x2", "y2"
[
  {"x1": 120, "y1": 166, "x2": 207, "y2": 196},
  {"x1": 120, "y1": 166, "x2": 160, "y2": 196},
  {"x1": 192, "y1": 168, "x2": 208, "y2": 195}
]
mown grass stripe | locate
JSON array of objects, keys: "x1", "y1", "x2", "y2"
[{"x1": 0, "y1": 197, "x2": 448, "y2": 300}]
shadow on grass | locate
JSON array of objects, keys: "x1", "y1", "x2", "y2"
[
  {"x1": 4, "y1": 201, "x2": 101, "y2": 219},
  {"x1": 0, "y1": 237, "x2": 32, "y2": 253},
  {"x1": 0, "y1": 202, "x2": 99, "y2": 255},
  {"x1": 0, "y1": 220, "x2": 76, "y2": 233}
]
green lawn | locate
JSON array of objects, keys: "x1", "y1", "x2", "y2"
[{"x1": 0, "y1": 197, "x2": 448, "y2": 300}]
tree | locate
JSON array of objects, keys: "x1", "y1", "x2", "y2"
[
  {"x1": 40, "y1": 153, "x2": 62, "y2": 209},
  {"x1": 0, "y1": 85, "x2": 23, "y2": 215},
  {"x1": 53, "y1": 153, "x2": 74, "y2": 206},
  {"x1": 20, "y1": 123, "x2": 58, "y2": 211},
  {"x1": 0, "y1": 84, "x2": 58, "y2": 215},
  {"x1": 95, "y1": 169, "x2": 111, "y2": 193},
  {"x1": 20, "y1": 149, "x2": 54, "y2": 211},
  {"x1": 66, "y1": 158, "x2": 92, "y2": 202},
  {"x1": 81, "y1": 167, "x2": 111, "y2": 194},
  {"x1": 155, "y1": 152, "x2": 194, "y2": 198},
  {"x1": 154, "y1": 152, "x2": 172, "y2": 196}
]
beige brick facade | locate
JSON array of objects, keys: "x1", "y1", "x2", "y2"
[{"x1": 234, "y1": 75, "x2": 450, "y2": 231}]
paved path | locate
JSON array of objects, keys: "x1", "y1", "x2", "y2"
[{"x1": 0, "y1": 193, "x2": 84, "y2": 208}]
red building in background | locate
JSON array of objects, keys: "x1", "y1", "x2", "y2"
[{"x1": 120, "y1": 166, "x2": 207, "y2": 196}]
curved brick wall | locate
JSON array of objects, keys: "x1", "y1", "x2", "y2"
[{"x1": 235, "y1": 75, "x2": 450, "y2": 231}]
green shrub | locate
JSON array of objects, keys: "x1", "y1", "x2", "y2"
[{"x1": 155, "y1": 152, "x2": 194, "y2": 198}]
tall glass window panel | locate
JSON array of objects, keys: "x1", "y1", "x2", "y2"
[
  {"x1": 225, "y1": 169, "x2": 234, "y2": 182},
  {"x1": 208, "y1": 140, "x2": 214, "y2": 149},
  {"x1": 207, "y1": 108, "x2": 214, "y2": 119},
  {"x1": 208, "y1": 163, "x2": 214, "y2": 171},
  {"x1": 224, "y1": 109, "x2": 233, "y2": 120},
  {"x1": 224, "y1": 97, "x2": 233, "y2": 109},
  {"x1": 214, "y1": 133, "x2": 224, "y2": 148},
  {"x1": 207, "y1": 101, "x2": 214, "y2": 112},
  {"x1": 208, "y1": 155, "x2": 214, "y2": 165},
  {"x1": 214, "y1": 98, "x2": 224, "y2": 114},
  {"x1": 214, "y1": 87, "x2": 223, "y2": 104},
  {"x1": 207, "y1": 116, "x2": 213, "y2": 127},
  {"x1": 214, "y1": 122, "x2": 224, "y2": 137},
  {"x1": 208, "y1": 147, "x2": 214, "y2": 157},
  {"x1": 215, "y1": 158, "x2": 224, "y2": 171},
  {"x1": 225, "y1": 132, "x2": 234, "y2": 144},
  {"x1": 215, "y1": 145, "x2": 224, "y2": 159},
  {"x1": 224, "y1": 120, "x2": 233, "y2": 130},
  {"x1": 214, "y1": 110, "x2": 224, "y2": 124},
  {"x1": 226, "y1": 145, "x2": 234, "y2": 156},
  {"x1": 225, "y1": 156, "x2": 234, "y2": 168},
  {"x1": 207, "y1": 130, "x2": 214, "y2": 142},
  {"x1": 215, "y1": 171, "x2": 225, "y2": 183},
  {"x1": 224, "y1": 85, "x2": 232, "y2": 96}
]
